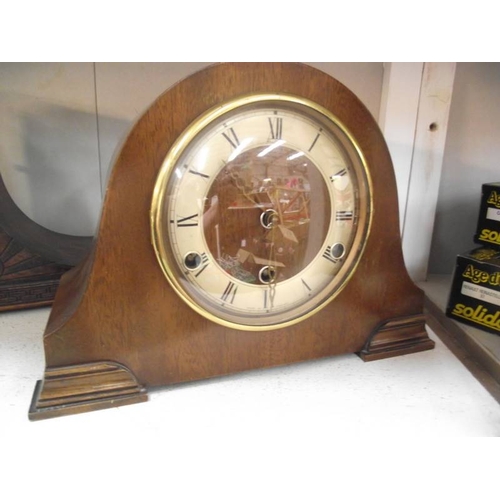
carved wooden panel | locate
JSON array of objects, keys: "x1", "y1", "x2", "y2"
[{"x1": 0, "y1": 174, "x2": 92, "y2": 312}]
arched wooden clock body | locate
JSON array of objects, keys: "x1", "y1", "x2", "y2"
[{"x1": 29, "y1": 63, "x2": 434, "y2": 420}]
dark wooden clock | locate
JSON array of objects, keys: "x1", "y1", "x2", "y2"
[
  {"x1": 29, "y1": 63, "x2": 434, "y2": 420},
  {"x1": 0, "y1": 174, "x2": 91, "y2": 312}
]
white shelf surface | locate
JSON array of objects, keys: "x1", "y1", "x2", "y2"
[{"x1": 1, "y1": 306, "x2": 499, "y2": 497}]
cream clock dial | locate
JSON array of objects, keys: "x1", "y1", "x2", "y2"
[{"x1": 151, "y1": 93, "x2": 372, "y2": 330}]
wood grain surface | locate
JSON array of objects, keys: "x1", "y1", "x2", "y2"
[
  {"x1": 31, "y1": 63, "x2": 433, "y2": 418},
  {"x1": 0, "y1": 174, "x2": 91, "y2": 312}
]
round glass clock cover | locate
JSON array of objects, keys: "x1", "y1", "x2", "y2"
[{"x1": 151, "y1": 94, "x2": 372, "y2": 330}]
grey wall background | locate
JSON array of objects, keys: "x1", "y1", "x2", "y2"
[
  {"x1": 428, "y1": 62, "x2": 500, "y2": 274},
  {"x1": 0, "y1": 62, "x2": 383, "y2": 237}
]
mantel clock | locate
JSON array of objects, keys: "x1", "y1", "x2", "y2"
[{"x1": 29, "y1": 63, "x2": 434, "y2": 420}]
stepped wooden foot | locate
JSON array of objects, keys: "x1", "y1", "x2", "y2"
[
  {"x1": 29, "y1": 361, "x2": 148, "y2": 421},
  {"x1": 357, "y1": 314, "x2": 435, "y2": 361}
]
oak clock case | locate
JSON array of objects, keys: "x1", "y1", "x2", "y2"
[{"x1": 29, "y1": 63, "x2": 434, "y2": 421}]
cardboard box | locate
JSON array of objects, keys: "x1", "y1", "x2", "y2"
[
  {"x1": 446, "y1": 247, "x2": 500, "y2": 335},
  {"x1": 474, "y1": 182, "x2": 500, "y2": 249}
]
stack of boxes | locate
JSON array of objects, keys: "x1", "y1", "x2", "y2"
[{"x1": 446, "y1": 182, "x2": 500, "y2": 335}]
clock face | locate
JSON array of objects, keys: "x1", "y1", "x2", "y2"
[{"x1": 151, "y1": 94, "x2": 372, "y2": 330}]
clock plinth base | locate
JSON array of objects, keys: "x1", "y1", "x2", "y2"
[
  {"x1": 357, "y1": 314, "x2": 435, "y2": 361},
  {"x1": 28, "y1": 361, "x2": 148, "y2": 421}
]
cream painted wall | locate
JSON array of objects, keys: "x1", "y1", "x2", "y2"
[
  {"x1": 0, "y1": 62, "x2": 384, "y2": 237},
  {"x1": 428, "y1": 62, "x2": 500, "y2": 274}
]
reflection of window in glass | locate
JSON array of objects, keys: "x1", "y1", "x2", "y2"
[{"x1": 203, "y1": 144, "x2": 330, "y2": 285}]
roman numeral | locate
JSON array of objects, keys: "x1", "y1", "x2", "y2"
[
  {"x1": 269, "y1": 116, "x2": 283, "y2": 140},
  {"x1": 171, "y1": 213, "x2": 198, "y2": 227},
  {"x1": 301, "y1": 278, "x2": 312, "y2": 295},
  {"x1": 194, "y1": 253, "x2": 210, "y2": 277},
  {"x1": 222, "y1": 127, "x2": 240, "y2": 149},
  {"x1": 330, "y1": 169, "x2": 347, "y2": 182},
  {"x1": 335, "y1": 210, "x2": 353, "y2": 221},
  {"x1": 322, "y1": 246, "x2": 338, "y2": 264},
  {"x1": 221, "y1": 281, "x2": 238, "y2": 304},
  {"x1": 308, "y1": 129, "x2": 322, "y2": 151},
  {"x1": 188, "y1": 169, "x2": 210, "y2": 179}
]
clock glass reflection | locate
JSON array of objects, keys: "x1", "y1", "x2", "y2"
[{"x1": 203, "y1": 144, "x2": 331, "y2": 285}]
